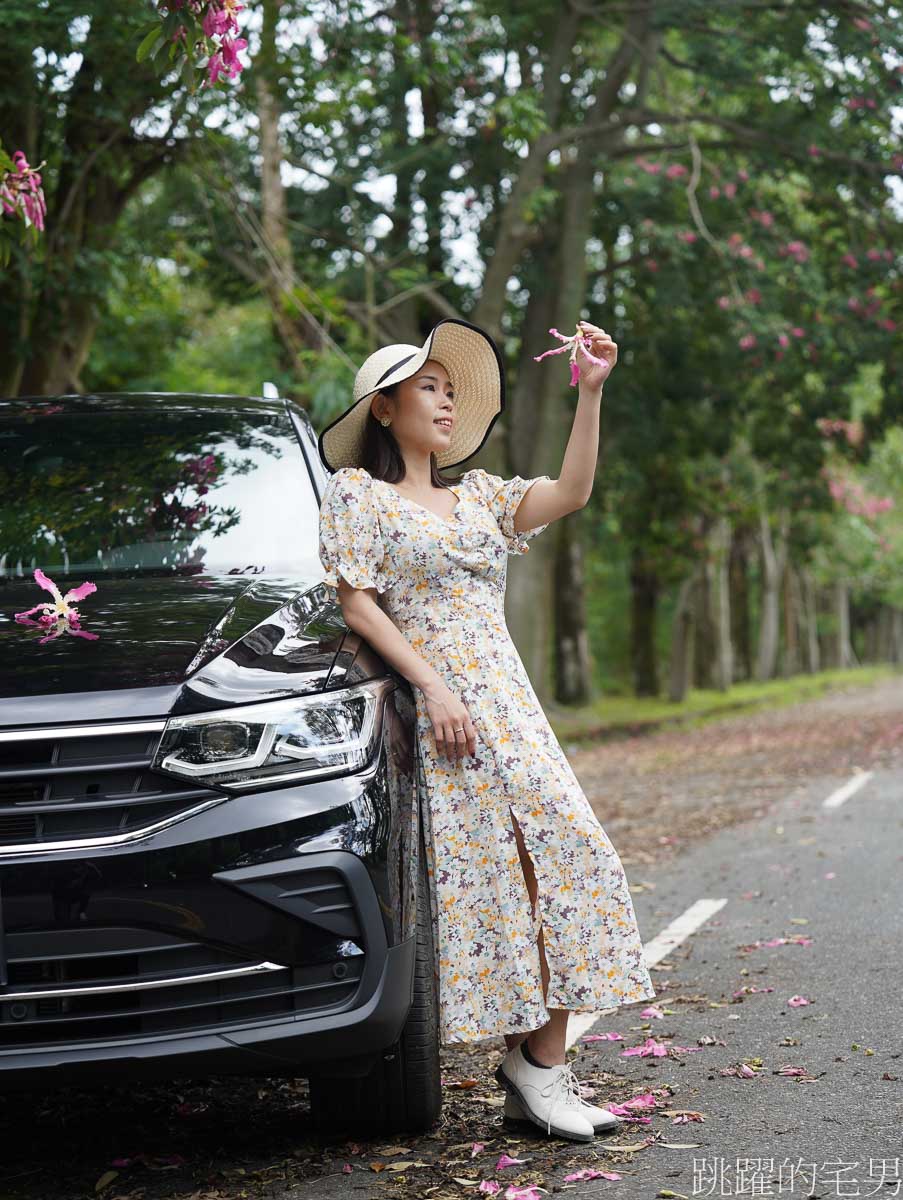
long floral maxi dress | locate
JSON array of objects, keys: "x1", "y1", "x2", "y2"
[{"x1": 318, "y1": 465, "x2": 657, "y2": 1045}]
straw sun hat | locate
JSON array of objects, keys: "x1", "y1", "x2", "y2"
[{"x1": 317, "y1": 317, "x2": 505, "y2": 473}]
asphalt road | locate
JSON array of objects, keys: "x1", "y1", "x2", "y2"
[
  {"x1": 288, "y1": 746, "x2": 902, "y2": 1200},
  {"x1": 553, "y1": 756, "x2": 903, "y2": 1199},
  {"x1": 2, "y1": 677, "x2": 901, "y2": 1200}
]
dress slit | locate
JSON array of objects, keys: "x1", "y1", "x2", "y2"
[
  {"x1": 507, "y1": 802, "x2": 545, "y2": 942},
  {"x1": 504, "y1": 798, "x2": 598, "y2": 1011}
]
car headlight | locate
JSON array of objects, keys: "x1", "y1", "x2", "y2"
[{"x1": 151, "y1": 680, "x2": 391, "y2": 790}]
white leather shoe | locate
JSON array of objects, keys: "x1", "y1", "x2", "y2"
[
  {"x1": 494, "y1": 1043, "x2": 595, "y2": 1141},
  {"x1": 503, "y1": 1088, "x2": 623, "y2": 1133}
]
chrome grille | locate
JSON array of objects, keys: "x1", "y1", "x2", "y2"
[
  {"x1": 0, "y1": 927, "x2": 364, "y2": 1048},
  {"x1": 0, "y1": 721, "x2": 223, "y2": 851}
]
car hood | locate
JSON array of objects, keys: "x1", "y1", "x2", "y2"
[{"x1": 0, "y1": 571, "x2": 353, "y2": 726}]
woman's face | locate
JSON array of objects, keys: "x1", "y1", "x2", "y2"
[{"x1": 373, "y1": 358, "x2": 456, "y2": 459}]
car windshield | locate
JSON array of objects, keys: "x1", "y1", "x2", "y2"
[{"x1": 0, "y1": 399, "x2": 318, "y2": 576}]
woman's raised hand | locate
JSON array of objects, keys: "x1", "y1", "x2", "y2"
[
  {"x1": 421, "y1": 679, "x2": 477, "y2": 763},
  {"x1": 576, "y1": 319, "x2": 618, "y2": 390}
]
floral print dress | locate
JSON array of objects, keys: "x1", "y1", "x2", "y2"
[{"x1": 318, "y1": 465, "x2": 657, "y2": 1044}]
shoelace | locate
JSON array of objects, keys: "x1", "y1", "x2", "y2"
[{"x1": 538, "y1": 1061, "x2": 585, "y2": 1135}]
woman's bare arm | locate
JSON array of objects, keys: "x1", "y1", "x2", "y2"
[{"x1": 514, "y1": 320, "x2": 617, "y2": 532}]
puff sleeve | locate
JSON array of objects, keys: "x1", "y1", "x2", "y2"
[
  {"x1": 318, "y1": 467, "x2": 396, "y2": 594},
  {"x1": 468, "y1": 468, "x2": 552, "y2": 555}
]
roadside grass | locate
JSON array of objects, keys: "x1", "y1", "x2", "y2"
[{"x1": 546, "y1": 664, "x2": 901, "y2": 747}]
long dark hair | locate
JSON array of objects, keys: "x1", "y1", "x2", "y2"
[{"x1": 359, "y1": 381, "x2": 468, "y2": 489}]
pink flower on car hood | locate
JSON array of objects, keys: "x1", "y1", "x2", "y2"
[{"x1": 13, "y1": 568, "x2": 99, "y2": 642}]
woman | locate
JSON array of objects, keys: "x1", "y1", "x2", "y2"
[{"x1": 317, "y1": 316, "x2": 656, "y2": 1143}]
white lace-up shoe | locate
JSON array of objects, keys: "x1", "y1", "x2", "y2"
[
  {"x1": 494, "y1": 1043, "x2": 595, "y2": 1141},
  {"x1": 503, "y1": 1088, "x2": 623, "y2": 1133}
]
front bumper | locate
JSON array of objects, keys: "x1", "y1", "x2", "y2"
[
  {"x1": 0, "y1": 932, "x2": 415, "y2": 1086},
  {"x1": 0, "y1": 686, "x2": 422, "y2": 1088}
]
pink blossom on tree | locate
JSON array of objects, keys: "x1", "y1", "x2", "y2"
[{"x1": 0, "y1": 150, "x2": 47, "y2": 231}]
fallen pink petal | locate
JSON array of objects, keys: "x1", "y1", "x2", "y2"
[
  {"x1": 581, "y1": 1031, "x2": 624, "y2": 1042},
  {"x1": 495, "y1": 1153, "x2": 528, "y2": 1170},
  {"x1": 479, "y1": 1183, "x2": 501, "y2": 1196},
  {"x1": 787, "y1": 995, "x2": 811, "y2": 1007},
  {"x1": 620, "y1": 1036, "x2": 669, "y2": 1057},
  {"x1": 741, "y1": 935, "x2": 814, "y2": 951},
  {"x1": 606, "y1": 1107, "x2": 653, "y2": 1123},
  {"x1": 621, "y1": 1093, "x2": 659, "y2": 1110},
  {"x1": 640, "y1": 1005, "x2": 666, "y2": 1018}
]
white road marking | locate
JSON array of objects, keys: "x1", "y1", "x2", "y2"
[
  {"x1": 822, "y1": 770, "x2": 874, "y2": 809},
  {"x1": 566, "y1": 897, "x2": 728, "y2": 1048}
]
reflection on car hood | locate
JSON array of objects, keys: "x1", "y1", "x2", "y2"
[{"x1": 0, "y1": 571, "x2": 347, "y2": 726}]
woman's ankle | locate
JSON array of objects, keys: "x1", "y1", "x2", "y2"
[{"x1": 524, "y1": 1032, "x2": 565, "y2": 1068}]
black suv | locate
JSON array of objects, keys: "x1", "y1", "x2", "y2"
[{"x1": 0, "y1": 391, "x2": 441, "y2": 1136}]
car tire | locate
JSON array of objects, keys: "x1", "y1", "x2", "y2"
[{"x1": 308, "y1": 812, "x2": 442, "y2": 1136}]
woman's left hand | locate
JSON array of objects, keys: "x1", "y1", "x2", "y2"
[{"x1": 576, "y1": 320, "x2": 618, "y2": 391}]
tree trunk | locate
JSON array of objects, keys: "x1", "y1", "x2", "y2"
[
  {"x1": 834, "y1": 580, "x2": 857, "y2": 668},
  {"x1": 892, "y1": 608, "x2": 903, "y2": 664},
  {"x1": 668, "y1": 570, "x2": 697, "y2": 702},
  {"x1": 799, "y1": 564, "x2": 821, "y2": 674},
  {"x1": 712, "y1": 514, "x2": 733, "y2": 691},
  {"x1": 0, "y1": 25, "x2": 181, "y2": 396},
  {"x1": 781, "y1": 560, "x2": 802, "y2": 677},
  {"x1": 472, "y1": 4, "x2": 652, "y2": 342},
  {"x1": 471, "y1": 11, "x2": 581, "y2": 342},
  {"x1": 441, "y1": 8, "x2": 653, "y2": 699},
  {"x1": 755, "y1": 507, "x2": 788, "y2": 681},
  {"x1": 554, "y1": 529, "x2": 593, "y2": 705},
  {"x1": 412, "y1": 0, "x2": 445, "y2": 281},
  {"x1": 694, "y1": 561, "x2": 715, "y2": 691},
  {"x1": 256, "y1": 0, "x2": 325, "y2": 358},
  {"x1": 630, "y1": 548, "x2": 660, "y2": 697},
  {"x1": 506, "y1": 145, "x2": 596, "y2": 699},
  {"x1": 729, "y1": 527, "x2": 752, "y2": 682}
]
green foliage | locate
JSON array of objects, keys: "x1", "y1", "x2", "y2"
[{"x1": 4, "y1": 0, "x2": 901, "y2": 693}]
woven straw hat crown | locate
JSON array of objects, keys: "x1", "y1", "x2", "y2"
[{"x1": 318, "y1": 318, "x2": 505, "y2": 472}]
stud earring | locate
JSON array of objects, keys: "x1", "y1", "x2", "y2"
[{"x1": 380, "y1": 417, "x2": 391, "y2": 427}]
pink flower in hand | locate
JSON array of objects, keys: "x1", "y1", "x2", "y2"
[{"x1": 533, "y1": 324, "x2": 612, "y2": 387}]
